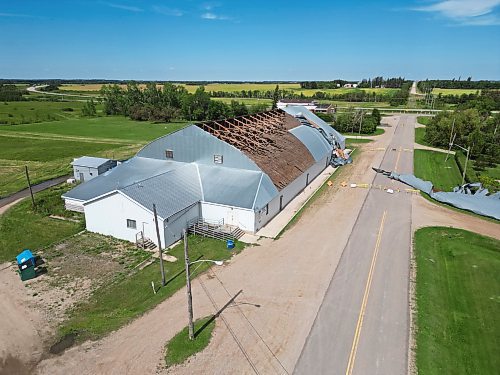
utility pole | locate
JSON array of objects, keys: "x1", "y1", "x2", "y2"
[
  {"x1": 445, "y1": 118, "x2": 456, "y2": 163},
  {"x1": 183, "y1": 229, "x2": 195, "y2": 340},
  {"x1": 462, "y1": 146, "x2": 470, "y2": 185},
  {"x1": 153, "y1": 204, "x2": 166, "y2": 286},
  {"x1": 25, "y1": 165, "x2": 36, "y2": 208}
]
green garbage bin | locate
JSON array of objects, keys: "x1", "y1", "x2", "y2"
[{"x1": 20, "y1": 266, "x2": 36, "y2": 281}]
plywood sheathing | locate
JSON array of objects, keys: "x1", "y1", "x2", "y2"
[{"x1": 196, "y1": 110, "x2": 315, "y2": 190}]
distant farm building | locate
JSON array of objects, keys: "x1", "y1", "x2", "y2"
[
  {"x1": 277, "y1": 100, "x2": 334, "y2": 114},
  {"x1": 72, "y1": 156, "x2": 117, "y2": 183},
  {"x1": 63, "y1": 107, "x2": 346, "y2": 248}
]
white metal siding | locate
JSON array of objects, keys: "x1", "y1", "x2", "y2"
[
  {"x1": 200, "y1": 202, "x2": 255, "y2": 232},
  {"x1": 84, "y1": 192, "x2": 164, "y2": 246},
  {"x1": 164, "y1": 204, "x2": 200, "y2": 247}
]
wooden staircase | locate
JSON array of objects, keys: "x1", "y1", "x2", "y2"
[{"x1": 188, "y1": 218, "x2": 245, "y2": 241}]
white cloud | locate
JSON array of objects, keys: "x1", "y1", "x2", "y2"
[
  {"x1": 201, "y1": 12, "x2": 229, "y2": 20},
  {"x1": 105, "y1": 2, "x2": 143, "y2": 12},
  {"x1": 414, "y1": 0, "x2": 500, "y2": 25},
  {"x1": 152, "y1": 6, "x2": 184, "y2": 17}
]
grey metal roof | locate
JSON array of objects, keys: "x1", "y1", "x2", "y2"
[
  {"x1": 198, "y1": 164, "x2": 278, "y2": 209},
  {"x1": 120, "y1": 164, "x2": 202, "y2": 219},
  {"x1": 289, "y1": 125, "x2": 333, "y2": 162},
  {"x1": 283, "y1": 106, "x2": 346, "y2": 149},
  {"x1": 137, "y1": 125, "x2": 260, "y2": 171},
  {"x1": 71, "y1": 156, "x2": 111, "y2": 168},
  {"x1": 62, "y1": 157, "x2": 186, "y2": 202}
]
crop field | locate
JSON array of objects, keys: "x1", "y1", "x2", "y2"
[
  {"x1": 415, "y1": 227, "x2": 499, "y2": 375},
  {"x1": 58, "y1": 83, "x2": 400, "y2": 97},
  {"x1": 431, "y1": 88, "x2": 481, "y2": 96},
  {"x1": 0, "y1": 101, "x2": 87, "y2": 125}
]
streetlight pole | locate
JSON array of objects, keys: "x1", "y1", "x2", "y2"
[{"x1": 454, "y1": 144, "x2": 470, "y2": 185}]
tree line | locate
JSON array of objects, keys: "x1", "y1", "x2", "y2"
[
  {"x1": 317, "y1": 108, "x2": 382, "y2": 135},
  {"x1": 431, "y1": 90, "x2": 500, "y2": 112},
  {"x1": 100, "y1": 82, "x2": 268, "y2": 123},
  {"x1": 418, "y1": 79, "x2": 500, "y2": 91},
  {"x1": 0, "y1": 84, "x2": 25, "y2": 101},
  {"x1": 424, "y1": 109, "x2": 499, "y2": 185},
  {"x1": 357, "y1": 77, "x2": 408, "y2": 89}
]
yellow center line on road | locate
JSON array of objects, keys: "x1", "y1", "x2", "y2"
[
  {"x1": 345, "y1": 210, "x2": 388, "y2": 375},
  {"x1": 394, "y1": 146, "x2": 402, "y2": 173}
]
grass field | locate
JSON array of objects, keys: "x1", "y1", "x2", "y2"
[
  {"x1": 0, "y1": 185, "x2": 84, "y2": 262},
  {"x1": 0, "y1": 115, "x2": 187, "y2": 197},
  {"x1": 0, "y1": 101, "x2": 87, "y2": 125},
  {"x1": 414, "y1": 227, "x2": 500, "y2": 375},
  {"x1": 59, "y1": 236, "x2": 244, "y2": 341},
  {"x1": 431, "y1": 88, "x2": 481, "y2": 96},
  {"x1": 0, "y1": 116, "x2": 186, "y2": 141},
  {"x1": 165, "y1": 316, "x2": 215, "y2": 367},
  {"x1": 416, "y1": 116, "x2": 432, "y2": 126},
  {"x1": 414, "y1": 127, "x2": 430, "y2": 146},
  {"x1": 414, "y1": 150, "x2": 462, "y2": 191}
]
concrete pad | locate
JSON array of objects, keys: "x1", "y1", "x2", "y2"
[
  {"x1": 239, "y1": 233, "x2": 260, "y2": 244},
  {"x1": 256, "y1": 165, "x2": 337, "y2": 239}
]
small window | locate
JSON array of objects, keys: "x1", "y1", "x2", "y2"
[
  {"x1": 265, "y1": 204, "x2": 269, "y2": 215},
  {"x1": 165, "y1": 149, "x2": 174, "y2": 159},
  {"x1": 214, "y1": 154, "x2": 223, "y2": 164},
  {"x1": 126, "y1": 219, "x2": 137, "y2": 229}
]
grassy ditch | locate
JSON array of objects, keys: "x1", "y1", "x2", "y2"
[
  {"x1": 0, "y1": 185, "x2": 84, "y2": 263},
  {"x1": 414, "y1": 227, "x2": 499, "y2": 375},
  {"x1": 165, "y1": 316, "x2": 216, "y2": 367},
  {"x1": 58, "y1": 236, "x2": 244, "y2": 342},
  {"x1": 414, "y1": 149, "x2": 462, "y2": 191}
]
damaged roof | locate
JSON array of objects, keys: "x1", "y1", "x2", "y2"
[{"x1": 196, "y1": 110, "x2": 317, "y2": 190}]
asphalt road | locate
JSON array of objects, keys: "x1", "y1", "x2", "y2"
[
  {"x1": 294, "y1": 115, "x2": 415, "y2": 375},
  {"x1": 0, "y1": 175, "x2": 70, "y2": 208}
]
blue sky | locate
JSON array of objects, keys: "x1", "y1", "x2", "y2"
[{"x1": 1, "y1": 0, "x2": 499, "y2": 80}]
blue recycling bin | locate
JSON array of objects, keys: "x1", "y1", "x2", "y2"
[
  {"x1": 226, "y1": 240, "x2": 235, "y2": 250},
  {"x1": 16, "y1": 249, "x2": 35, "y2": 268}
]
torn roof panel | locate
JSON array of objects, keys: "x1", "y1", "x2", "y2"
[{"x1": 195, "y1": 110, "x2": 316, "y2": 190}]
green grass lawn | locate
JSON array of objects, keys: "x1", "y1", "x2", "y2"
[
  {"x1": 59, "y1": 236, "x2": 244, "y2": 341},
  {"x1": 414, "y1": 127, "x2": 430, "y2": 146},
  {"x1": 414, "y1": 227, "x2": 500, "y2": 375},
  {"x1": 416, "y1": 116, "x2": 432, "y2": 126},
  {"x1": 0, "y1": 116, "x2": 187, "y2": 141},
  {"x1": 0, "y1": 185, "x2": 84, "y2": 263},
  {"x1": 414, "y1": 150, "x2": 462, "y2": 191},
  {"x1": 0, "y1": 135, "x2": 119, "y2": 162},
  {"x1": 343, "y1": 127, "x2": 385, "y2": 136},
  {"x1": 165, "y1": 316, "x2": 215, "y2": 367},
  {"x1": 0, "y1": 101, "x2": 86, "y2": 125}
]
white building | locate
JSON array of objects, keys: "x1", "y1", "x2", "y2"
[
  {"x1": 72, "y1": 156, "x2": 117, "y2": 182},
  {"x1": 277, "y1": 99, "x2": 318, "y2": 111},
  {"x1": 62, "y1": 107, "x2": 346, "y2": 248}
]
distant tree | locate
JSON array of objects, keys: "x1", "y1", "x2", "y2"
[
  {"x1": 372, "y1": 108, "x2": 381, "y2": 125},
  {"x1": 272, "y1": 84, "x2": 280, "y2": 110},
  {"x1": 81, "y1": 99, "x2": 97, "y2": 117}
]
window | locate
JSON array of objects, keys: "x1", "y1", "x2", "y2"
[
  {"x1": 126, "y1": 219, "x2": 137, "y2": 229},
  {"x1": 265, "y1": 204, "x2": 269, "y2": 215},
  {"x1": 214, "y1": 154, "x2": 223, "y2": 164},
  {"x1": 165, "y1": 149, "x2": 174, "y2": 159}
]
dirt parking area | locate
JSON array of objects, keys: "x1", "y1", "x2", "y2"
[{"x1": 0, "y1": 232, "x2": 151, "y2": 374}]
